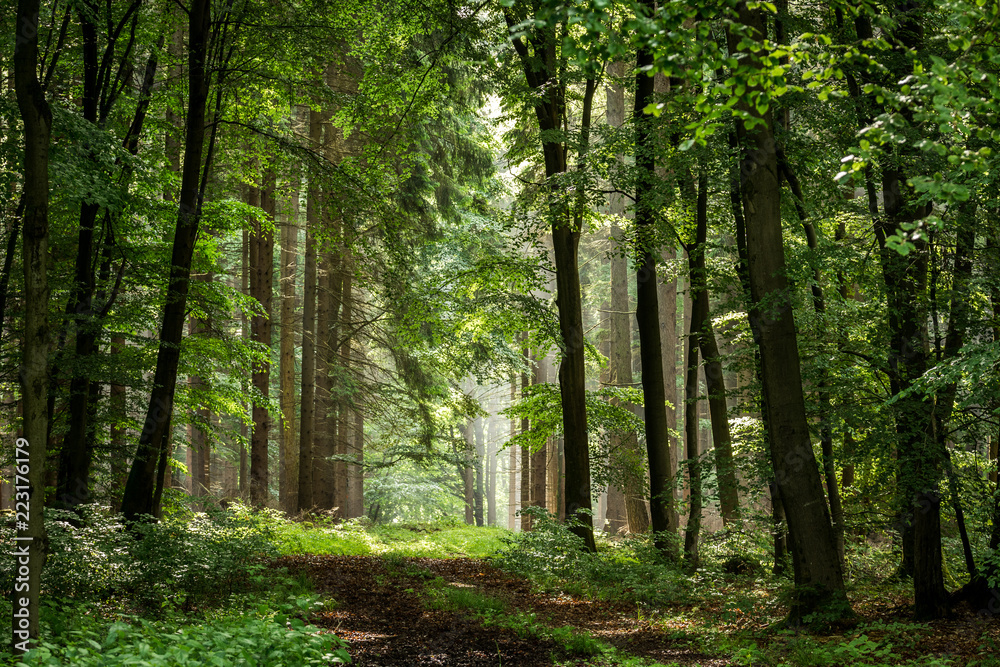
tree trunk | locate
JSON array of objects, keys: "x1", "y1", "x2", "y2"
[
  {"x1": 509, "y1": 377, "x2": 518, "y2": 530},
  {"x1": 779, "y1": 154, "x2": 845, "y2": 563},
  {"x1": 730, "y1": 1, "x2": 849, "y2": 623},
  {"x1": 335, "y1": 250, "x2": 353, "y2": 517},
  {"x1": 633, "y1": 12, "x2": 673, "y2": 554},
  {"x1": 683, "y1": 329, "x2": 701, "y2": 570},
  {"x1": 475, "y1": 416, "x2": 485, "y2": 526},
  {"x1": 279, "y1": 178, "x2": 298, "y2": 513},
  {"x1": 120, "y1": 0, "x2": 212, "y2": 521},
  {"x1": 487, "y1": 412, "x2": 497, "y2": 526},
  {"x1": 298, "y1": 105, "x2": 323, "y2": 511},
  {"x1": 505, "y1": 11, "x2": 594, "y2": 550},
  {"x1": 531, "y1": 355, "x2": 547, "y2": 516},
  {"x1": 684, "y1": 168, "x2": 740, "y2": 525},
  {"x1": 520, "y1": 339, "x2": 532, "y2": 530},
  {"x1": 313, "y1": 250, "x2": 338, "y2": 510},
  {"x1": 13, "y1": 0, "x2": 52, "y2": 648},
  {"x1": 350, "y1": 402, "x2": 364, "y2": 518},
  {"x1": 249, "y1": 172, "x2": 275, "y2": 506},
  {"x1": 109, "y1": 336, "x2": 127, "y2": 511},
  {"x1": 460, "y1": 423, "x2": 475, "y2": 524}
]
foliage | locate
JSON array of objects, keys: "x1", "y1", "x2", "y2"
[
  {"x1": 493, "y1": 507, "x2": 691, "y2": 607},
  {"x1": 270, "y1": 514, "x2": 510, "y2": 558},
  {"x1": 13, "y1": 613, "x2": 349, "y2": 667},
  {"x1": 0, "y1": 503, "x2": 276, "y2": 614}
]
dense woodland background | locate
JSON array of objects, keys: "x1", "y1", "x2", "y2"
[{"x1": 4, "y1": 0, "x2": 1000, "y2": 656}]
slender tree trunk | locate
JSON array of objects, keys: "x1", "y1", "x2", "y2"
[
  {"x1": 683, "y1": 329, "x2": 701, "y2": 570},
  {"x1": 633, "y1": 9, "x2": 673, "y2": 554},
  {"x1": 487, "y1": 412, "x2": 497, "y2": 526},
  {"x1": 474, "y1": 416, "x2": 486, "y2": 526},
  {"x1": 297, "y1": 105, "x2": 323, "y2": 511},
  {"x1": 13, "y1": 0, "x2": 52, "y2": 648},
  {"x1": 120, "y1": 0, "x2": 213, "y2": 521},
  {"x1": 335, "y1": 251, "x2": 353, "y2": 517},
  {"x1": 684, "y1": 168, "x2": 739, "y2": 525},
  {"x1": 730, "y1": 1, "x2": 848, "y2": 623},
  {"x1": 240, "y1": 227, "x2": 249, "y2": 494},
  {"x1": 313, "y1": 250, "x2": 337, "y2": 509},
  {"x1": 109, "y1": 336, "x2": 127, "y2": 511},
  {"x1": 520, "y1": 339, "x2": 532, "y2": 530},
  {"x1": 779, "y1": 154, "x2": 845, "y2": 563},
  {"x1": 505, "y1": 12, "x2": 594, "y2": 550},
  {"x1": 509, "y1": 377, "x2": 518, "y2": 530},
  {"x1": 279, "y1": 180, "x2": 298, "y2": 513},
  {"x1": 250, "y1": 172, "x2": 275, "y2": 506},
  {"x1": 350, "y1": 403, "x2": 364, "y2": 518},
  {"x1": 531, "y1": 356, "x2": 547, "y2": 515}
]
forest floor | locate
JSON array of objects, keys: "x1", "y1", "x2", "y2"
[{"x1": 273, "y1": 552, "x2": 1000, "y2": 667}]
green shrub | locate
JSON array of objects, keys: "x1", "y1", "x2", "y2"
[
  {"x1": 16, "y1": 614, "x2": 349, "y2": 666},
  {"x1": 0, "y1": 502, "x2": 277, "y2": 613}
]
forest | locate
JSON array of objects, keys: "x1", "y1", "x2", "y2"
[{"x1": 2, "y1": 0, "x2": 1000, "y2": 664}]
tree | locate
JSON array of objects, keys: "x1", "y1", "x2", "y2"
[
  {"x1": 12, "y1": 0, "x2": 53, "y2": 649},
  {"x1": 729, "y1": 0, "x2": 849, "y2": 623},
  {"x1": 502, "y1": 1, "x2": 596, "y2": 550}
]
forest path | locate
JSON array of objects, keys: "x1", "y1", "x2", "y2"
[{"x1": 274, "y1": 554, "x2": 729, "y2": 666}]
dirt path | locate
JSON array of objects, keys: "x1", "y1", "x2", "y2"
[{"x1": 275, "y1": 555, "x2": 729, "y2": 666}]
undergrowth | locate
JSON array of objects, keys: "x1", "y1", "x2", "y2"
[{"x1": 0, "y1": 501, "x2": 349, "y2": 666}]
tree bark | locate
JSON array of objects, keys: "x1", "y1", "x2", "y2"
[
  {"x1": 531, "y1": 355, "x2": 547, "y2": 516},
  {"x1": 683, "y1": 328, "x2": 701, "y2": 570},
  {"x1": 298, "y1": 105, "x2": 323, "y2": 511},
  {"x1": 684, "y1": 167, "x2": 739, "y2": 526},
  {"x1": 475, "y1": 416, "x2": 486, "y2": 526},
  {"x1": 487, "y1": 411, "x2": 497, "y2": 526},
  {"x1": 13, "y1": 0, "x2": 52, "y2": 648},
  {"x1": 249, "y1": 172, "x2": 275, "y2": 506},
  {"x1": 633, "y1": 6, "x2": 673, "y2": 554},
  {"x1": 313, "y1": 249, "x2": 338, "y2": 509},
  {"x1": 778, "y1": 153, "x2": 845, "y2": 564},
  {"x1": 505, "y1": 11, "x2": 594, "y2": 550},
  {"x1": 120, "y1": 0, "x2": 212, "y2": 521},
  {"x1": 335, "y1": 250, "x2": 353, "y2": 517},
  {"x1": 731, "y1": 0, "x2": 848, "y2": 623},
  {"x1": 279, "y1": 175, "x2": 298, "y2": 513}
]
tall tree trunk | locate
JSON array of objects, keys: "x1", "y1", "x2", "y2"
[
  {"x1": 504, "y1": 11, "x2": 594, "y2": 550},
  {"x1": 188, "y1": 315, "x2": 209, "y2": 498},
  {"x1": 531, "y1": 356, "x2": 547, "y2": 516},
  {"x1": 520, "y1": 339, "x2": 532, "y2": 530},
  {"x1": 459, "y1": 423, "x2": 475, "y2": 524},
  {"x1": 487, "y1": 411, "x2": 497, "y2": 526},
  {"x1": 313, "y1": 250, "x2": 338, "y2": 509},
  {"x1": 730, "y1": 1, "x2": 849, "y2": 623},
  {"x1": 58, "y1": 1, "x2": 152, "y2": 511},
  {"x1": 279, "y1": 179, "x2": 298, "y2": 513},
  {"x1": 120, "y1": 0, "x2": 213, "y2": 521},
  {"x1": 684, "y1": 168, "x2": 740, "y2": 525},
  {"x1": 297, "y1": 105, "x2": 323, "y2": 511},
  {"x1": 350, "y1": 401, "x2": 364, "y2": 518},
  {"x1": 109, "y1": 336, "x2": 127, "y2": 511},
  {"x1": 240, "y1": 227, "x2": 249, "y2": 494},
  {"x1": 683, "y1": 328, "x2": 701, "y2": 570},
  {"x1": 656, "y1": 73, "x2": 681, "y2": 536},
  {"x1": 475, "y1": 416, "x2": 486, "y2": 527},
  {"x1": 250, "y1": 172, "x2": 275, "y2": 506},
  {"x1": 778, "y1": 152, "x2": 845, "y2": 564},
  {"x1": 633, "y1": 6, "x2": 673, "y2": 554},
  {"x1": 13, "y1": 0, "x2": 52, "y2": 648},
  {"x1": 335, "y1": 250, "x2": 353, "y2": 517},
  {"x1": 509, "y1": 376, "x2": 518, "y2": 530}
]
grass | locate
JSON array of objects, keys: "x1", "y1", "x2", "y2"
[{"x1": 272, "y1": 517, "x2": 510, "y2": 558}]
